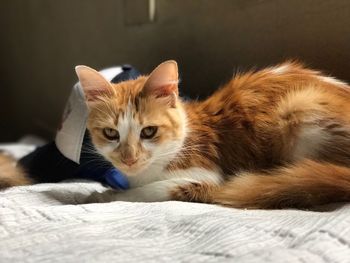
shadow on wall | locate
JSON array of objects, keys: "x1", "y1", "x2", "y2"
[{"x1": 1, "y1": 0, "x2": 350, "y2": 141}]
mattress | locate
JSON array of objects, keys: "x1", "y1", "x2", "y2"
[{"x1": 1, "y1": 144, "x2": 350, "y2": 263}]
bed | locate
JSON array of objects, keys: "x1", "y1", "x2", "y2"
[{"x1": 1, "y1": 143, "x2": 350, "y2": 262}]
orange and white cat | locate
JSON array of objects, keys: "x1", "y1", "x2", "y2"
[
  {"x1": 2, "y1": 60, "x2": 350, "y2": 209},
  {"x1": 72, "y1": 60, "x2": 350, "y2": 208}
]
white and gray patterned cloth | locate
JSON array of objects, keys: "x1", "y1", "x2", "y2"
[{"x1": 1, "y1": 145, "x2": 350, "y2": 262}]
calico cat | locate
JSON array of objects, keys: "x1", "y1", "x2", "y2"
[{"x1": 72, "y1": 60, "x2": 350, "y2": 209}]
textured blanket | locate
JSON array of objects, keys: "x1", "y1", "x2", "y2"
[{"x1": 1, "y1": 145, "x2": 350, "y2": 262}]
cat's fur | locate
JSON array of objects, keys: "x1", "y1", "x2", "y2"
[
  {"x1": 74, "y1": 60, "x2": 350, "y2": 209},
  {"x1": 2, "y1": 60, "x2": 350, "y2": 209},
  {"x1": 0, "y1": 154, "x2": 31, "y2": 188}
]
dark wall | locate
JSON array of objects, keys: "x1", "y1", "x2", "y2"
[{"x1": 1, "y1": 0, "x2": 350, "y2": 141}]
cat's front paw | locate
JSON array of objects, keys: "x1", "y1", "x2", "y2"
[{"x1": 171, "y1": 182, "x2": 217, "y2": 203}]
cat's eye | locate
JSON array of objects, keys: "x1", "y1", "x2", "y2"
[
  {"x1": 140, "y1": 126, "x2": 158, "y2": 139},
  {"x1": 103, "y1": 128, "x2": 120, "y2": 141}
]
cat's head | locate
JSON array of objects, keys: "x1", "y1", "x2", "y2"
[{"x1": 75, "y1": 61, "x2": 187, "y2": 176}]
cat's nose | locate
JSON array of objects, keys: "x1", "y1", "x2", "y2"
[{"x1": 122, "y1": 158, "x2": 138, "y2": 166}]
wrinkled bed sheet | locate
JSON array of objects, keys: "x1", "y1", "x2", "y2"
[{"x1": 1, "y1": 144, "x2": 350, "y2": 263}]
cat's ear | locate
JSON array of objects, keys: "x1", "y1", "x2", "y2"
[
  {"x1": 142, "y1": 60, "x2": 179, "y2": 107},
  {"x1": 75, "y1": 65, "x2": 112, "y2": 102}
]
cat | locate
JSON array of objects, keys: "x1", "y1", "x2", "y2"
[
  {"x1": 2, "y1": 60, "x2": 350, "y2": 209},
  {"x1": 73, "y1": 60, "x2": 350, "y2": 209}
]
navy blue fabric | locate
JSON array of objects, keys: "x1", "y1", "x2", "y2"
[
  {"x1": 111, "y1": 64, "x2": 141, "y2": 83},
  {"x1": 19, "y1": 65, "x2": 140, "y2": 189},
  {"x1": 19, "y1": 141, "x2": 80, "y2": 183}
]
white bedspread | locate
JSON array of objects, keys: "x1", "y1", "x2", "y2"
[{"x1": 1, "y1": 145, "x2": 350, "y2": 262}]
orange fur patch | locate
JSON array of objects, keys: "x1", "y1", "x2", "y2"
[
  {"x1": 0, "y1": 154, "x2": 31, "y2": 189},
  {"x1": 212, "y1": 160, "x2": 350, "y2": 209}
]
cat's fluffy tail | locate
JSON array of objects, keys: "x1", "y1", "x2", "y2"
[
  {"x1": 0, "y1": 154, "x2": 31, "y2": 189},
  {"x1": 213, "y1": 160, "x2": 350, "y2": 209}
]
